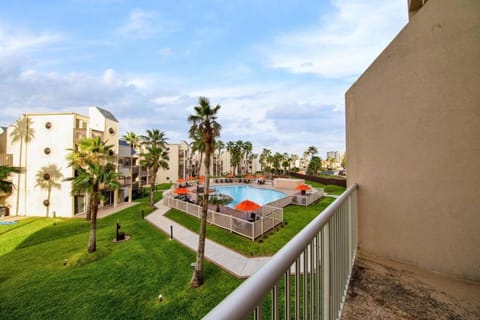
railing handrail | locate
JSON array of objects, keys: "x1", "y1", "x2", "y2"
[{"x1": 203, "y1": 183, "x2": 358, "y2": 320}]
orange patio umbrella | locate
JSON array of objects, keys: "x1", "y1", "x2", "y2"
[
  {"x1": 198, "y1": 175, "x2": 205, "y2": 182},
  {"x1": 187, "y1": 175, "x2": 195, "y2": 181},
  {"x1": 256, "y1": 175, "x2": 264, "y2": 179},
  {"x1": 295, "y1": 184, "x2": 311, "y2": 191},
  {"x1": 245, "y1": 174, "x2": 254, "y2": 179},
  {"x1": 235, "y1": 199, "x2": 261, "y2": 212},
  {"x1": 226, "y1": 173, "x2": 234, "y2": 178},
  {"x1": 176, "y1": 178, "x2": 186, "y2": 183},
  {"x1": 174, "y1": 187, "x2": 189, "y2": 195},
  {"x1": 296, "y1": 184, "x2": 311, "y2": 195}
]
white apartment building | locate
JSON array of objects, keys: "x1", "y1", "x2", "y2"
[
  {"x1": 1, "y1": 107, "x2": 131, "y2": 218},
  {"x1": 326, "y1": 151, "x2": 341, "y2": 163}
]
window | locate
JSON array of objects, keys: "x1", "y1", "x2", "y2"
[{"x1": 74, "y1": 195, "x2": 85, "y2": 214}]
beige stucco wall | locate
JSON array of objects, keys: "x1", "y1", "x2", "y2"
[
  {"x1": 273, "y1": 178, "x2": 304, "y2": 190},
  {"x1": 346, "y1": 0, "x2": 480, "y2": 281},
  {"x1": 7, "y1": 114, "x2": 77, "y2": 217},
  {"x1": 157, "y1": 143, "x2": 180, "y2": 183}
]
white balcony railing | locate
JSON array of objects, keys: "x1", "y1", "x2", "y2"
[{"x1": 204, "y1": 183, "x2": 358, "y2": 320}]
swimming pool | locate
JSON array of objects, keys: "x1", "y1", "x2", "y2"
[{"x1": 213, "y1": 185, "x2": 287, "y2": 208}]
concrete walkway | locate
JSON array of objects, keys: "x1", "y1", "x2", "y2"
[{"x1": 146, "y1": 201, "x2": 270, "y2": 278}]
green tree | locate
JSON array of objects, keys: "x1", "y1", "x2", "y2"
[
  {"x1": 242, "y1": 141, "x2": 253, "y2": 174},
  {"x1": 209, "y1": 195, "x2": 229, "y2": 212},
  {"x1": 140, "y1": 129, "x2": 169, "y2": 208},
  {"x1": 227, "y1": 140, "x2": 244, "y2": 175},
  {"x1": 122, "y1": 132, "x2": 140, "y2": 203},
  {"x1": 35, "y1": 164, "x2": 63, "y2": 217},
  {"x1": 259, "y1": 148, "x2": 272, "y2": 172},
  {"x1": 66, "y1": 137, "x2": 120, "y2": 253},
  {"x1": 187, "y1": 96, "x2": 221, "y2": 287},
  {"x1": 327, "y1": 156, "x2": 336, "y2": 169},
  {"x1": 282, "y1": 152, "x2": 291, "y2": 174},
  {"x1": 214, "y1": 140, "x2": 225, "y2": 176},
  {"x1": 307, "y1": 156, "x2": 322, "y2": 175},
  {"x1": 305, "y1": 146, "x2": 318, "y2": 160},
  {"x1": 272, "y1": 152, "x2": 283, "y2": 174},
  {"x1": 10, "y1": 115, "x2": 35, "y2": 215},
  {"x1": 0, "y1": 165, "x2": 21, "y2": 206}
]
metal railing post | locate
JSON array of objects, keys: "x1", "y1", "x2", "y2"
[{"x1": 322, "y1": 223, "x2": 330, "y2": 320}]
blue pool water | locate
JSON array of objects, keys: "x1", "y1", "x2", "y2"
[
  {"x1": 213, "y1": 185, "x2": 287, "y2": 208},
  {"x1": 0, "y1": 220, "x2": 18, "y2": 225}
]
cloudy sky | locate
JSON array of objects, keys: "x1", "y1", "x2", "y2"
[{"x1": 0, "y1": 0, "x2": 408, "y2": 157}]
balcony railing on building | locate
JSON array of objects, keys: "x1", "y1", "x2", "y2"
[{"x1": 204, "y1": 183, "x2": 358, "y2": 320}]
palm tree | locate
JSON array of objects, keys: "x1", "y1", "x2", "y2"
[
  {"x1": 188, "y1": 96, "x2": 221, "y2": 287},
  {"x1": 305, "y1": 146, "x2": 318, "y2": 160},
  {"x1": 122, "y1": 132, "x2": 140, "y2": 204},
  {"x1": 243, "y1": 141, "x2": 252, "y2": 174},
  {"x1": 10, "y1": 115, "x2": 35, "y2": 215},
  {"x1": 214, "y1": 140, "x2": 225, "y2": 176},
  {"x1": 35, "y1": 164, "x2": 63, "y2": 217},
  {"x1": 209, "y1": 195, "x2": 228, "y2": 212},
  {"x1": 227, "y1": 140, "x2": 243, "y2": 175},
  {"x1": 272, "y1": 152, "x2": 283, "y2": 175},
  {"x1": 0, "y1": 165, "x2": 21, "y2": 206},
  {"x1": 259, "y1": 148, "x2": 272, "y2": 172},
  {"x1": 66, "y1": 137, "x2": 120, "y2": 253},
  {"x1": 140, "y1": 129, "x2": 169, "y2": 208}
]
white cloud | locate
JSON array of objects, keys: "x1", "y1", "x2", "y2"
[
  {"x1": 0, "y1": 25, "x2": 61, "y2": 54},
  {"x1": 263, "y1": 0, "x2": 407, "y2": 78},
  {"x1": 0, "y1": 25, "x2": 62, "y2": 76},
  {"x1": 187, "y1": 80, "x2": 348, "y2": 156},
  {"x1": 116, "y1": 9, "x2": 160, "y2": 39}
]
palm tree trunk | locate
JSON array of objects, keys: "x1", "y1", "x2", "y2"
[
  {"x1": 87, "y1": 197, "x2": 98, "y2": 253},
  {"x1": 86, "y1": 194, "x2": 91, "y2": 221},
  {"x1": 15, "y1": 139, "x2": 23, "y2": 216},
  {"x1": 191, "y1": 144, "x2": 211, "y2": 287},
  {"x1": 129, "y1": 150, "x2": 133, "y2": 204},
  {"x1": 149, "y1": 169, "x2": 156, "y2": 208}
]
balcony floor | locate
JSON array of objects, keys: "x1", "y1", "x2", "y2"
[{"x1": 343, "y1": 253, "x2": 480, "y2": 319}]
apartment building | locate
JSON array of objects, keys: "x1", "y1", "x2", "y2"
[
  {"x1": 326, "y1": 151, "x2": 341, "y2": 163},
  {"x1": 346, "y1": 0, "x2": 480, "y2": 281},
  {"x1": 156, "y1": 140, "x2": 190, "y2": 183},
  {"x1": 1, "y1": 107, "x2": 134, "y2": 218}
]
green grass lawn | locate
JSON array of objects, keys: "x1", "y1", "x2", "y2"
[
  {"x1": 0, "y1": 192, "x2": 241, "y2": 320},
  {"x1": 165, "y1": 197, "x2": 336, "y2": 256},
  {"x1": 307, "y1": 180, "x2": 346, "y2": 195}
]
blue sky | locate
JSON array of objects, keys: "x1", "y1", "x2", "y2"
[{"x1": 0, "y1": 0, "x2": 408, "y2": 157}]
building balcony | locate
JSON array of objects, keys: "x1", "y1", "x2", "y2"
[
  {"x1": 0, "y1": 153, "x2": 13, "y2": 166},
  {"x1": 73, "y1": 128, "x2": 87, "y2": 142},
  {"x1": 204, "y1": 183, "x2": 478, "y2": 318},
  {"x1": 205, "y1": 184, "x2": 358, "y2": 319}
]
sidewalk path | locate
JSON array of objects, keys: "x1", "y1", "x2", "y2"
[{"x1": 146, "y1": 201, "x2": 270, "y2": 278}]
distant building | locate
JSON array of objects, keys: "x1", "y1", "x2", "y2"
[{"x1": 156, "y1": 141, "x2": 190, "y2": 183}]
